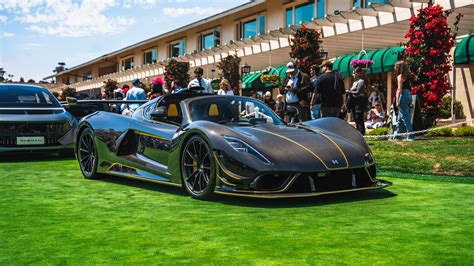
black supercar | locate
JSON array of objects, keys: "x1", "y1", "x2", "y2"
[
  {"x1": 0, "y1": 84, "x2": 77, "y2": 153},
  {"x1": 75, "y1": 91, "x2": 391, "y2": 199}
]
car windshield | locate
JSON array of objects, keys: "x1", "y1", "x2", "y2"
[
  {"x1": 188, "y1": 96, "x2": 284, "y2": 125},
  {"x1": 0, "y1": 86, "x2": 61, "y2": 108}
]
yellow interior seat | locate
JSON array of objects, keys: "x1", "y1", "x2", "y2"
[
  {"x1": 208, "y1": 104, "x2": 219, "y2": 117},
  {"x1": 168, "y1": 104, "x2": 178, "y2": 117}
]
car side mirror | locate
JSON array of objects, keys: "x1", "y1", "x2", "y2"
[{"x1": 151, "y1": 106, "x2": 167, "y2": 120}]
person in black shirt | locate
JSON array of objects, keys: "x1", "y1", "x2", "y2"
[{"x1": 316, "y1": 61, "x2": 346, "y2": 118}]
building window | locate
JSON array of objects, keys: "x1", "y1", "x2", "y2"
[
  {"x1": 286, "y1": 8, "x2": 293, "y2": 27},
  {"x1": 243, "y1": 20, "x2": 257, "y2": 39},
  {"x1": 143, "y1": 48, "x2": 157, "y2": 65},
  {"x1": 199, "y1": 27, "x2": 221, "y2": 51},
  {"x1": 240, "y1": 15, "x2": 265, "y2": 39},
  {"x1": 169, "y1": 39, "x2": 186, "y2": 58},
  {"x1": 354, "y1": 0, "x2": 388, "y2": 8},
  {"x1": 121, "y1": 57, "x2": 134, "y2": 71},
  {"x1": 317, "y1": 0, "x2": 325, "y2": 20},
  {"x1": 286, "y1": 2, "x2": 320, "y2": 26}
]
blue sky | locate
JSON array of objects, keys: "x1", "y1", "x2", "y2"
[{"x1": 0, "y1": 0, "x2": 248, "y2": 81}]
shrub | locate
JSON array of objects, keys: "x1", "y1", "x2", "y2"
[
  {"x1": 367, "y1": 127, "x2": 389, "y2": 136},
  {"x1": 426, "y1": 126, "x2": 453, "y2": 137},
  {"x1": 439, "y1": 95, "x2": 465, "y2": 119},
  {"x1": 453, "y1": 126, "x2": 474, "y2": 137}
]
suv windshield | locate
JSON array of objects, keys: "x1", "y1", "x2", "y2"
[
  {"x1": 0, "y1": 86, "x2": 61, "y2": 108},
  {"x1": 188, "y1": 96, "x2": 284, "y2": 125}
]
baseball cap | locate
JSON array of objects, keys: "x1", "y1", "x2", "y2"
[
  {"x1": 132, "y1": 78, "x2": 141, "y2": 84},
  {"x1": 286, "y1": 62, "x2": 295, "y2": 73}
]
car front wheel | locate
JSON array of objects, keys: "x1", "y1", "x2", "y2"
[
  {"x1": 181, "y1": 135, "x2": 216, "y2": 200},
  {"x1": 77, "y1": 128, "x2": 101, "y2": 179}
]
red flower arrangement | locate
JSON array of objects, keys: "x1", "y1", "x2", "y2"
[{"x1": 404, "y1": 4, "x2": 455, "y2": 127}]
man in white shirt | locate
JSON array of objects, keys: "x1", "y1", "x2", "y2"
[
  {"x1": 188, "y1": 67, "x2": 212, "y2": 93},
  {"x1": 121, "y1": 78, "x2": 146, "y2": 115}
]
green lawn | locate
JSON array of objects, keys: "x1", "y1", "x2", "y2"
[
  {"x1": 368, "y1": 138, "x2": 474, "y2": 177},
  {"x1": 1, "y1": 146, "x2": 473, "y2": 264}
]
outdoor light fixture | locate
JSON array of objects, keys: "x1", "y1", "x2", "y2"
[
  {"x1": 320, "y1": 49, "x2": 328, "y2": 60},
  {"x1": 241, "y1": 63, "x2": 251, "y2": 76}
]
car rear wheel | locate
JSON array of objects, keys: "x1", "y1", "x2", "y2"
[
  {"x1": 77, "y1": 128, "x2": 101, "y2": 179},
  {"x1": 181, "y1": 135, "x2": 216, "y2": 200}
]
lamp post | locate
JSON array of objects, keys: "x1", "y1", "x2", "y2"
[
  {"x1": 241, "y1": 63, "x2": 251, "y2": 76},
  {"x1": 320, "y1": 49, "x2": 328, "y2": 61},
  {"x1": 240, "y1": 63, "x2": 251, "y2": 96}
]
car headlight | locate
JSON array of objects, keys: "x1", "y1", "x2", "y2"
[{"x1": 224, "y1": 136, "x2": 271, "y2": 165}]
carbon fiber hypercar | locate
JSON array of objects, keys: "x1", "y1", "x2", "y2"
[
  {"x1": 75, "y1": 91, "x2": 391, "y2": 199},
  {"x1": 0, "y1": 84, "x2": 77, "y2": 153}
]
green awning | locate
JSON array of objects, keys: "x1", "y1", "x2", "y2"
[
  {"x1": 265, "y1": 65, "x2": 287, "y2": 88},
  {"x1": 334, "y1": 47, "x2": 406, "y2": 77},
  {"x1": 242, "y1": 72, "x2": 264, "y2": 89},
  {"x1": 454, "y1": 34, "x2": 474, "y2": 64},
  {"x1": 242, "y1": 65, "x2": 288, "y2": 89}
]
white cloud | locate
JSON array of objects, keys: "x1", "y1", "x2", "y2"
[
  {"x1": 0, "y1": 15, "x2": 7, "y2": 23},
  {"x1": 1, "y1": 0, "x2": 136, "y2": 37},
  {"x1": 1, "y1": 31, "x2": 14, "y2": 38},
  {"x1": 162, "y1": 6, "x2": 224, "y2": 17},
  {"x1": 24, "y1": 42, "x2": 41, "y2": 49},
  {"x1": 123, "y1": 0, "x2": 156, "y2": 8}
]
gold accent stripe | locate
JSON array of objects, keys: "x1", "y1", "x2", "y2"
[
  {"x1": 217, "y1": 174, "x2": 237, "y2": 187},
  {"x1": 213, "y1": 153, "x2": 248, "y2": 180},
  {"x1": 134, "y1": 130, "x2": 169, "y2": 141},
  {"x1": 313, "y1": 130, "x2": 349, "y2": 168},
  {"x1": 250, "y1": 127, "x2": 330, "y2": 170},
  {"x1": 215, "y1": 183, "x2": 391, "y2": 199}
]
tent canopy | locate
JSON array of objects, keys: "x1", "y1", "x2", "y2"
[
  {"x1": 454, "y1": 34, "x2": 474, "y2": 65},
  {"x1": 333, "y1": 47, "x2": 405, "y2": 77}
]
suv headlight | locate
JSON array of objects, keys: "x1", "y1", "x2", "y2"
[{"x1": 224, "y1": 136, "x2": 271, "y2": 165}]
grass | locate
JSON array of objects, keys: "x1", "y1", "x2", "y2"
[
  {"x1": 368, "y1": 138, "x2": 474, "y2": 177},
  {"x1": 1, "y1": 151, "x2": 474, "y2": 264}
]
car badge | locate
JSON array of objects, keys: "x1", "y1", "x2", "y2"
[{"x1": 331, "y1": 159, "x2": 339, "y2": 165}]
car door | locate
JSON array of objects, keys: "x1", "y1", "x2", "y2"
[{"x1": 130, "y1": 97, "x2": 182, "y2": 173}]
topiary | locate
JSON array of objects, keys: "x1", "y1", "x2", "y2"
[
  {"x1": 217, "y1": 55, "x2": 241, "y2": 92},
  {"x1": 165, "y1": 59, "x2": 190, "y2": 88},
  {"x1": 289, "y1": 25, "x2": 323, "y2": 74}
]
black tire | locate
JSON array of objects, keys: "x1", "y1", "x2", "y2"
[
  {"x1": 77, "y1": 128, "x2": 102, "y2": 179},
  {"x1": 181, "y1": 135, "x2": 216, "y2": 200}
]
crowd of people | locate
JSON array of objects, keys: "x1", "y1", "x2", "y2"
[{"x1": 91, "y1": 60, "x2": 414, "y2": 140}]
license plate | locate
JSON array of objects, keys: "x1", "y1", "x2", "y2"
[{"x1": 16, "y1": 136, "x2": 45, "y2": 145}]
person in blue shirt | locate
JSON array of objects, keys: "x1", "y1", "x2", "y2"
[
  {"x1": 171, "y1": 80, "x2": 186, "y2": 94},
  {"x1": 282, "y1": 62, "x2": 311, "y2": 122},
  {"x1": 121, "y1": 78, "x2": 146, "y2": 115}
]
